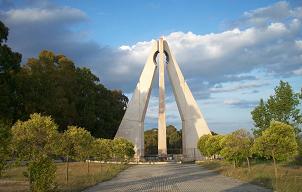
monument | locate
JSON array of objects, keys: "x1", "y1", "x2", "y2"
[{"x1": 115, "y1": 38, "x2": 211, "y2": 160}]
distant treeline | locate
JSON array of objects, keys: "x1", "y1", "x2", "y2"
[{"x1": 0, "y1": 21, "x2": 127, "y2": 138}]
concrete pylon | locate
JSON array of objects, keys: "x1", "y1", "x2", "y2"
[
  {"x1": 158, "y1": 38, "x2": 167, "y2": 157},
  {"x1": 115, "y1": 41, "x2": 158, "y2": 159},
  {"x1": 115, "y1": 38, "x2": 211, "y2": 160},
  {"x1": 164, "y1": 41, "x2": 211, "y2": 160}
]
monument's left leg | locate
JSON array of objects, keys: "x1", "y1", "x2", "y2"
[{"x1": 115, "y1": 41, "x2": 158, "y2": 160}]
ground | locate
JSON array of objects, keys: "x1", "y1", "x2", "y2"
[
  {"x1": 0, "y1": 162, "x2": 128, "y2": 192},
  {"x1": 84, "y1": 163, "x2": 271, "y2": 192}
]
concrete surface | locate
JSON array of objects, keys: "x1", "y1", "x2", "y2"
[
  {"x1": 84, "y1": 164, "x2": 271, "y2": 192},
  {"x1": 158, "y1": 37, "x2": 167, "y2": 157}
]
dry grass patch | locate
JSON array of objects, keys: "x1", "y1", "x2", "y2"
[
  {"x1": 0, "y1": 162, "x2": 129, "y2": 192},
  {"x1": 198, "y1": 160, "x2": 302, "y2": 192}
]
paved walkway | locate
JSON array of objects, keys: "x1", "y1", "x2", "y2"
[{"x1": 84, "y1": 164, "x2": 271, "y2": 192}]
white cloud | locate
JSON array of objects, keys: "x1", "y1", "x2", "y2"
[
  {"x1": 210, "y1": 80, "x2": 269, "y2": 93},
  {"x1": 3, "y1": 7, "x2": 87, "y2": 24},
  {"x1": 224, "y1": 99, "x2": 241, "y2": 105},
  {"x1": 293, "y1": 67, "x2": 302, "y2": 75}
]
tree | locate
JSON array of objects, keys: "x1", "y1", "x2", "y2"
[
  {"x1": 16, "y1": 50, "x2": 127, "y2": 138},
  {"x1": 92, "y1": 138, "x2": 112, "y2": 174},
  {"x1": 251, "y1": 99, "x2": 270, "y2": 137},
  {"x1": 11, "y1": 113, "x2": 59, "y2": 191},
  {"x1": 205, "y1": 135, "x2": 224, "y2": 159},
  {"x1": 0, "y1": 120, "x2": 11, "y2": 176},
  {"x1": 60, "y1": 126, "x2": 93, "y2": 183},
  {"x1": 112, "y1": 137, "x2": 135, "y2": 162},
  {"x1": 253, "y1": 121, "x2": 298, "y2": 184},
  {"x1": 0, "y1": 21, "x2": 22, "y2": 123},
  {"x1": 220, "y1": 129, "x2": 253, "y2": 169},
  {"x1": 167, "y1": 125, "x2": 182, "y2": 154},
  {"x1": 144, "y1": 128, "x2": 158, "y2": 155},
  {"x1": 197, "y1": 134, "x2": 211, "y2": 158},
  {"x1": 251, "y1": 81, "x2": 302, "y2": 136}
]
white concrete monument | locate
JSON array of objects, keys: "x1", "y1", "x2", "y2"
[{"x1": 115, "y1": 38, "x2": 211, "y2": 160}]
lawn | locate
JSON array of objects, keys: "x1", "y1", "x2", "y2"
[
  {"x1": 198, "y1": 160, "x2": 302, "y2": 192},
  {"x1": 0, "y1": 162, "x2": 129, "y2": 192}
]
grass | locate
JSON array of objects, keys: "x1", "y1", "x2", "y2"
[
  {"x1": 0, "y1": 162, "x2": 129, "y2": 192},
  {"x1": 198, "y1": 160, "x2": 302, "y2": 192}
]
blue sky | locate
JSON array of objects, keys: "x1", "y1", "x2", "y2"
[{"x1": 1, "y1": 0, "x2": 301, "y2": 134}]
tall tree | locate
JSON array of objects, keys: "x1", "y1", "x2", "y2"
[
  {"x1": 16, "y1": 50, "x2": 127, "y2": 138},
  {"x1": 251, "y1": 99, "x2": 270, "y2": 137},
  {"x1": 0, "y1": 21, "x2": 22, "y2": 122},
  {"x1": 251, "y1": 81, "x2": 301, "y2": 136}
]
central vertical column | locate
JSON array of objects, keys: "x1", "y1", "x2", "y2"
[{"x1": 158, "y1": 37, "x2": 167, "y2": 157}]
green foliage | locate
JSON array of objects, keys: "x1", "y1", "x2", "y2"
[
  {"x1": 251, "y1": 81, "x2": 301, "y2": 136},
  {"x1": 11, "y1": 113, "x2": 59, "y2": 160},
  {"x1": 253, "y1": 121, "x2": 298, "y2": 161},
  {"x1": 205, "y1": 135, "x2": 224, "y2": 157},
  {"x1": 15, "y1": 50, "x2": 127, "y2": 138},
  {"x1": 144, "y1": 128, "x2": 158, "y2": 154},
  {"x1": 112, "y1": 137, "x2": 135, "y2": 161},
  {"x1": 197, "y1": 134, "x2": 211, "y2": 157},
  {"x1": 0, "y1": 21, "x2": 22, "y2": 122},
  {"x1": 92, "y1": 138, "x2": 112, "y2": 162},
  {"x1": 11, "y1": 113, "x2": 59, "y2": 191},
  {"x1": 167, "y1": 125, "x2": 182, "y2": 153},
  {"x1": 144, "y1": 125, "x2": 182, "y2": 155},
  {"x1": 220, "y1": 129, "x2": 253, "y2": 166},
  {"x1": 0, "y1": 120, "x2": 11, "y2": 176},
  {"x1": 251, "y1": 99, "x2": 271, "y2": 137},
  {"x1": 27, "y1": 156, "x2": 57, "y2": 192},
  {"x1": 60, "y1": 126, "x2": 93, "y2": 161}
]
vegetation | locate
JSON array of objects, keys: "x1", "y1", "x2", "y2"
[
  {"x1": 0, "y1": 21, "x2": 128, "y2": 139},
  {"x1": 197, "y1": 81, "x2": 302, "y2": 191},
  {"x1": 220, "y1": 129, "x2": 253, "y2": 169},
  {"x1": 11, "y1": 113, "x2": 59, "y2": 191},
  {"x1": 144, "y1": 125, "x2": 182, "y2": 154},
  {"x1": 112, "y1": 137, "x2": 135, "y2": 161},
  {"x1": 0, "y1": 120, "x2": 11, "y2": 176},
  {"x1": 197, "y1": 134, "x2": 211, "y2": 157},
  {"x1": 0, "y1": 162, "x2": 129, "y2": 192},
  {"x1": 251, "y1": 81, "x2": 302, "y2": 136},
  {"x1": 198, "y1": 160, "x2": 302, "y2": 192},
  {"x1": 253, "y1": 121, "x2": 298, "y2": 183},
  {"x1": 6, "y1": 113, "x2": 134, "y2": 191}
]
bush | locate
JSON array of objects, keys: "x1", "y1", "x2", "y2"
[
  {"x1": 112, "y1": 137, "x2": 135, "y2": 161},
  {"x1": 27, "y1": 156, "x2": 57, "y2": 192},
  {"x1": 11, "y1": 113, "x2": 59, "y2": 191}
]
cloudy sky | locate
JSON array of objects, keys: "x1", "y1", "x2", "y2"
[{"x1": 1, "y1": 0, "x2": 301, "y2": 133}]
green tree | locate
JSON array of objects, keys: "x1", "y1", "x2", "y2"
[
  {"x1": 167, "y1": 125, "x2": 182, "y2": 154},
  {"x1": 60, "y1": 126, "x2": 93, "y2": 183},
  {"x1": 251, "y1": 99, "x2": 270, "y2": 137},
  {"x1": 11, "y1": 113, "x2": 58, "y2": 191},
  {"x1": 92, "y1": 138, "x2": 112, "y2": 174},
  {"x1": 220, "y1": 129, "x2": 253, "y2": 169},
  {"x1": 0, "y1": 120, "x2": 11, "y2": 176},
  {"x1": 205, "y1": 135, "x2": 224, "y2": 159},
  {"x1": 16, "y1": 50, "x2": 127, "y2": 138},
  {"x1": 0, "y1": 21, "x2": 22, "y2": 122},
  {"x1": 112, "y1": 137, "x2": 135, "y2": 162},
  {"x1": 197, "y1": 134, "x2": 211, "y2": 158},
  {"x1": 253, "y1": 121, "x2": 298, "y2": 183},
  {"x1": 251, "y1": 81, "x2": 301, "y2": 136},
  {"x1": 144, "y1": 128, "x2": 158, "y2": 155}
]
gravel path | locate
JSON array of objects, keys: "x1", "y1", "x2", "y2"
[{"x1": 84, "y1": 164, "x2": 271, "y2": 192}]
